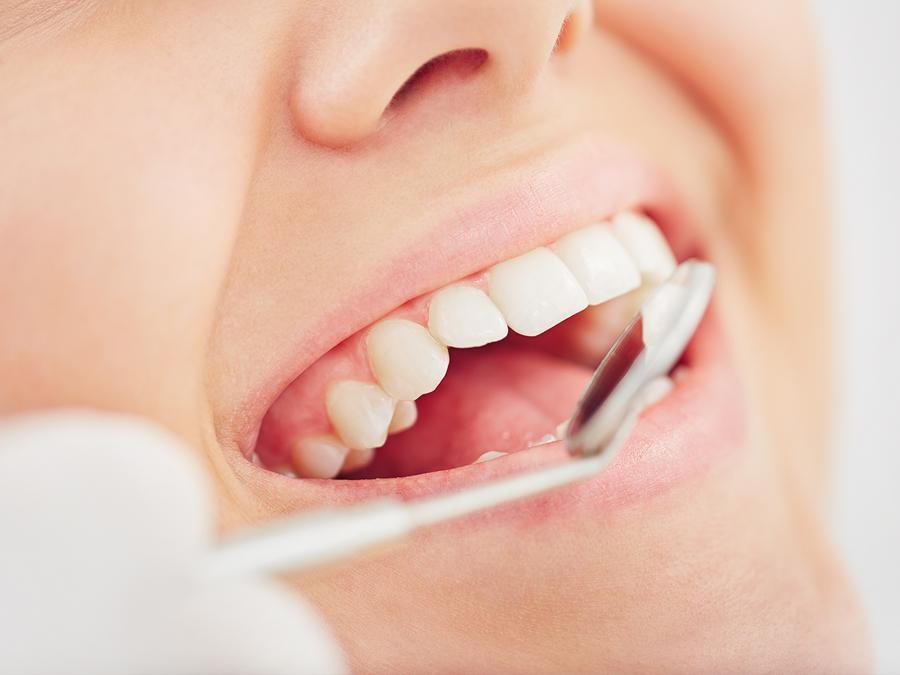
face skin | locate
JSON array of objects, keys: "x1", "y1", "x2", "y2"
[{"x1": 0, "y1": 1, "x2": 868, "y2": 672}]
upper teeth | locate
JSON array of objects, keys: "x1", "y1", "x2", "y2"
[
  {"x1": 366, "y1": 319, "x2": 449, "y2": 400},
  {"x1": 292, "y1": 211, "x2": 676, "y2": 478},
  {"x1": 553, "y1": 223, "x2": 641, "y2": 303},
  {"x1": 427, "y1": 284, "x2": 508, "y2": 348},
  {"x1": 610, "y1": 211, "x2": 677, "y2": 284},
  {"x1": 325, "y1": 380, "x2": 395, "y2": 450},
  {"x1": 487, "y1": 246, "x2": 589, "y2": 337}
]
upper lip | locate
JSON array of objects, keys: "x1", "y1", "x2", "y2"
[{"x1": 228, "y1": 140, "x2": 700, "y2": 461}]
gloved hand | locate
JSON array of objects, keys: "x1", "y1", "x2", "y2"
[{"x1": 0, "y1": 411, "x2": 347, "y2": 675}]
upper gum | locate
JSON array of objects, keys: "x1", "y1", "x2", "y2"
[{"x1": 364, "y1": 210, "x2": 657, "y2": 335}]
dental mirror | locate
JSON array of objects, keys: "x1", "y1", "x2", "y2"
[{"x1": 565, "y1": 258, "x2": 716, "y2": 459}]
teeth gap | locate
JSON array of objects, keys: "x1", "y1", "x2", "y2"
[{"x1": 256, "y1": 211, "x2": 680, "y2": 480}]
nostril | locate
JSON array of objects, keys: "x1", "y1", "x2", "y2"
[
  {"x1": 553, "y1": 15, "x2": 574, "y2": 53},
  {"x1": 292, "y1": 48, "x2": 488, "y2": 149},
  {"x1": 389, "y1": 48, "x2": 489, "y2": 109},
  {"x1": 553, "y1": 3, "x2": 593, "y2": 55}
]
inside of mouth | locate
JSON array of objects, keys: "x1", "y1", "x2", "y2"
[
  {"x1": 348, "y1": 314, "x2": 611, "y2": 478},
  {"x1": 257, "y1": 291, "x2": 650, "y2": 479},
  {"x1": 251, "y1": 212, "x2": 682, "y2": 480}
]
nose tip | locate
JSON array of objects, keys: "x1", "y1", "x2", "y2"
[
  {"x1": 290, "y1": 1, "x2": 593, "y2": 149},
  {"x1": 292, "y1": 79, "x2": 392, "y2": 149}
]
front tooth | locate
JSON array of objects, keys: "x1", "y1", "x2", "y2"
[
  {"x1": 290, "y1": 434, "x2": 349, "y2": 479},
  {"x1": 367, "y1": 319, "x2": 449, "y2": 400},
  {"x1": 325, "y1": 380, "x2": 395, "y2": 450},
  {"x1": 388, "y1": 400, "x2": 418, "y2": 433},
  {"x1": 427, "y1": 284, "x2": 508, "y2": 348},
  {"x1": 554, "y1": 223, "x2": 641, "y2": 304},
  {"x1": 488, "y1": 247, "x2": 588, "y2": 336},
  {"x1": 611, "y1": 212, "x2": 677, "y2": 284}
]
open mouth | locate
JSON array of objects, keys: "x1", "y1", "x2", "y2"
[
  {"x1": 252, "y1": 209, "x2": 685, "y2": 480},
  {"x1": 225, "y1": 148, "x2": 746, "y2": 510}
]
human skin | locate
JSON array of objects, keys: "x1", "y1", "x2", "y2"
[{"x1": 0, "y1": 1, "x2": 868, "y2": 673}]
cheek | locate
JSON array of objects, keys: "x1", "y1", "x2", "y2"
[
  {"x1": 595, "y1": 0, "x2": 830, "y2": 483},
  {"x1": 594, "y1": 0, "x2": 820, "y2": 152},
  {"x1": 0, "y1": 7, "x2": 267, "y2": 436}
]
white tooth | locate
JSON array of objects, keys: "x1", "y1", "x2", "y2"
[
  {"x1": 474, "y1": 450, "x2": 507, "y2": 463},
  {"x1": 554, "y1": 418, "x2": 570, "y2": 440},
  {"x1": 274, "y1": 464, "x2": 297, "y2": 478},
  {"x1": 290, "y1": 434, "x2": 349, "y2": 479},
  {"x1": 341, "y1": 447, "x2": 375, "y2": 474},
  {"x1": 633, "y1": 375, "x2": 674, "y2": 410},
  {"x1": 526, "y1": 433, "x2": 558, "y2": 448},
  {"x1": 388, "y1": 400, "x2": 418, "y2": 433},
  {"x1": 367, "y1": 319, "x2": 449, "y2": 400},
  {"x1": 325, "y1": 380, "x2": 395, "y2": 450},
  {"x1": 488, "y1": 247, "x2": 588, "y2": 336},
  {"x1": 554, "y1": 223, "x2": 641, "y2": 304},
  {"x1": 611, "y1": 212, "x2": 676, "y2": 284},
  {"x1": 427, "y1": 284, "x2": 508, "y2": 348}
]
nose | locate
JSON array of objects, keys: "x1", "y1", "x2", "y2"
[{"x1": 291, "y1": 0, "x2": 593, "y2": 148}]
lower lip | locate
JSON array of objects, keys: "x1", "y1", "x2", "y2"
[{"x1": 232, "y1": 304, "x2": 746, "y2": 523}]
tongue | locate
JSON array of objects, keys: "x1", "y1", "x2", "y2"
[{"x1": 352, "y1": 342, "x2": 593, "y2": 478}]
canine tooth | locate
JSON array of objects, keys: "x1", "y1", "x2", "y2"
[
  {"x1": 427, "y1": 284, "x2": 508, "y2": 348},
  {"x1": 611, "y1": 212, "x2": 676, "y2": 284},
  {"x1": 325, "y1": 380, "x2": 395, "y2": 450},
  {"x1": 388, "y1": 400, "x2": 418, "y2": 433},
  {"x1": 367, "y1": 319, "x2": 449, "y2": 400},
  {"x1": 341, "y1": 447, "x2": 375, "y2": 474},
  {"x1": 554, "y1": 224, "x2": 641, "y2": 304},
  {"x1": 488, "y1": 247, "x2": 588, "y2": 336},
  {"x1": 290, "y1": 434, "x2": 349, "y2": 479}
]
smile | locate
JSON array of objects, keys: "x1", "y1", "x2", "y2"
[{"x1": 232, "y1": 145, "x2": 746, "y2": 508}]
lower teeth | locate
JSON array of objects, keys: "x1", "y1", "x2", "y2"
[{"x1": 473, "y1": 450, "x2": 508, "y2": 464}]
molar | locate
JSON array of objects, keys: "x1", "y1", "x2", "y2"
[
  {"x1": 341, "y1": 447, "x2": 376, "y2": 474},
  {"x1": 290, "y1": 434, "x2": 349, "y2": 479},
  {"x1": 611, "y1": 212, "x2": 676, "y2": 284},
  {"x1": 367, "y1": 319, "x2": 449, "y2": 400},
  {"x1": 325, "y1": 380, "x2": 395, "y2": 450},
  {"x1": 427, "y1": 284, "x2": 508, "y2": 348},
  {"x1": 487, "y1": 247, "x2": 588, "y2": 336},
  {"x1": 554, "y1": 223, "x2": 641, "y2": 304}
]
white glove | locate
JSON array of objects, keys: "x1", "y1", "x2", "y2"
[{"x1": 0, "y1": 411, "x2": 347, "y2": 675}]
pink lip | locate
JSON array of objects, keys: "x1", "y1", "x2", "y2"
[
  {"x1": 232, "y1": 305, "x2": 745, "y2": 520},
  {"x1": 229, "y1": 141, "x2": 702, "y2": 461},
  {"x1": 225, "y1": 139, "x2": 747, "y2": 522}
]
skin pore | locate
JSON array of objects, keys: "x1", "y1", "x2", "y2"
[{"x1": 0, "y1": 1, "x2": 867, "y2": 672}]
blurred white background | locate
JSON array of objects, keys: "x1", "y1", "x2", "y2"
[{"x1": 813, "y1": 2, "x2": 900, "y2": 672}]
